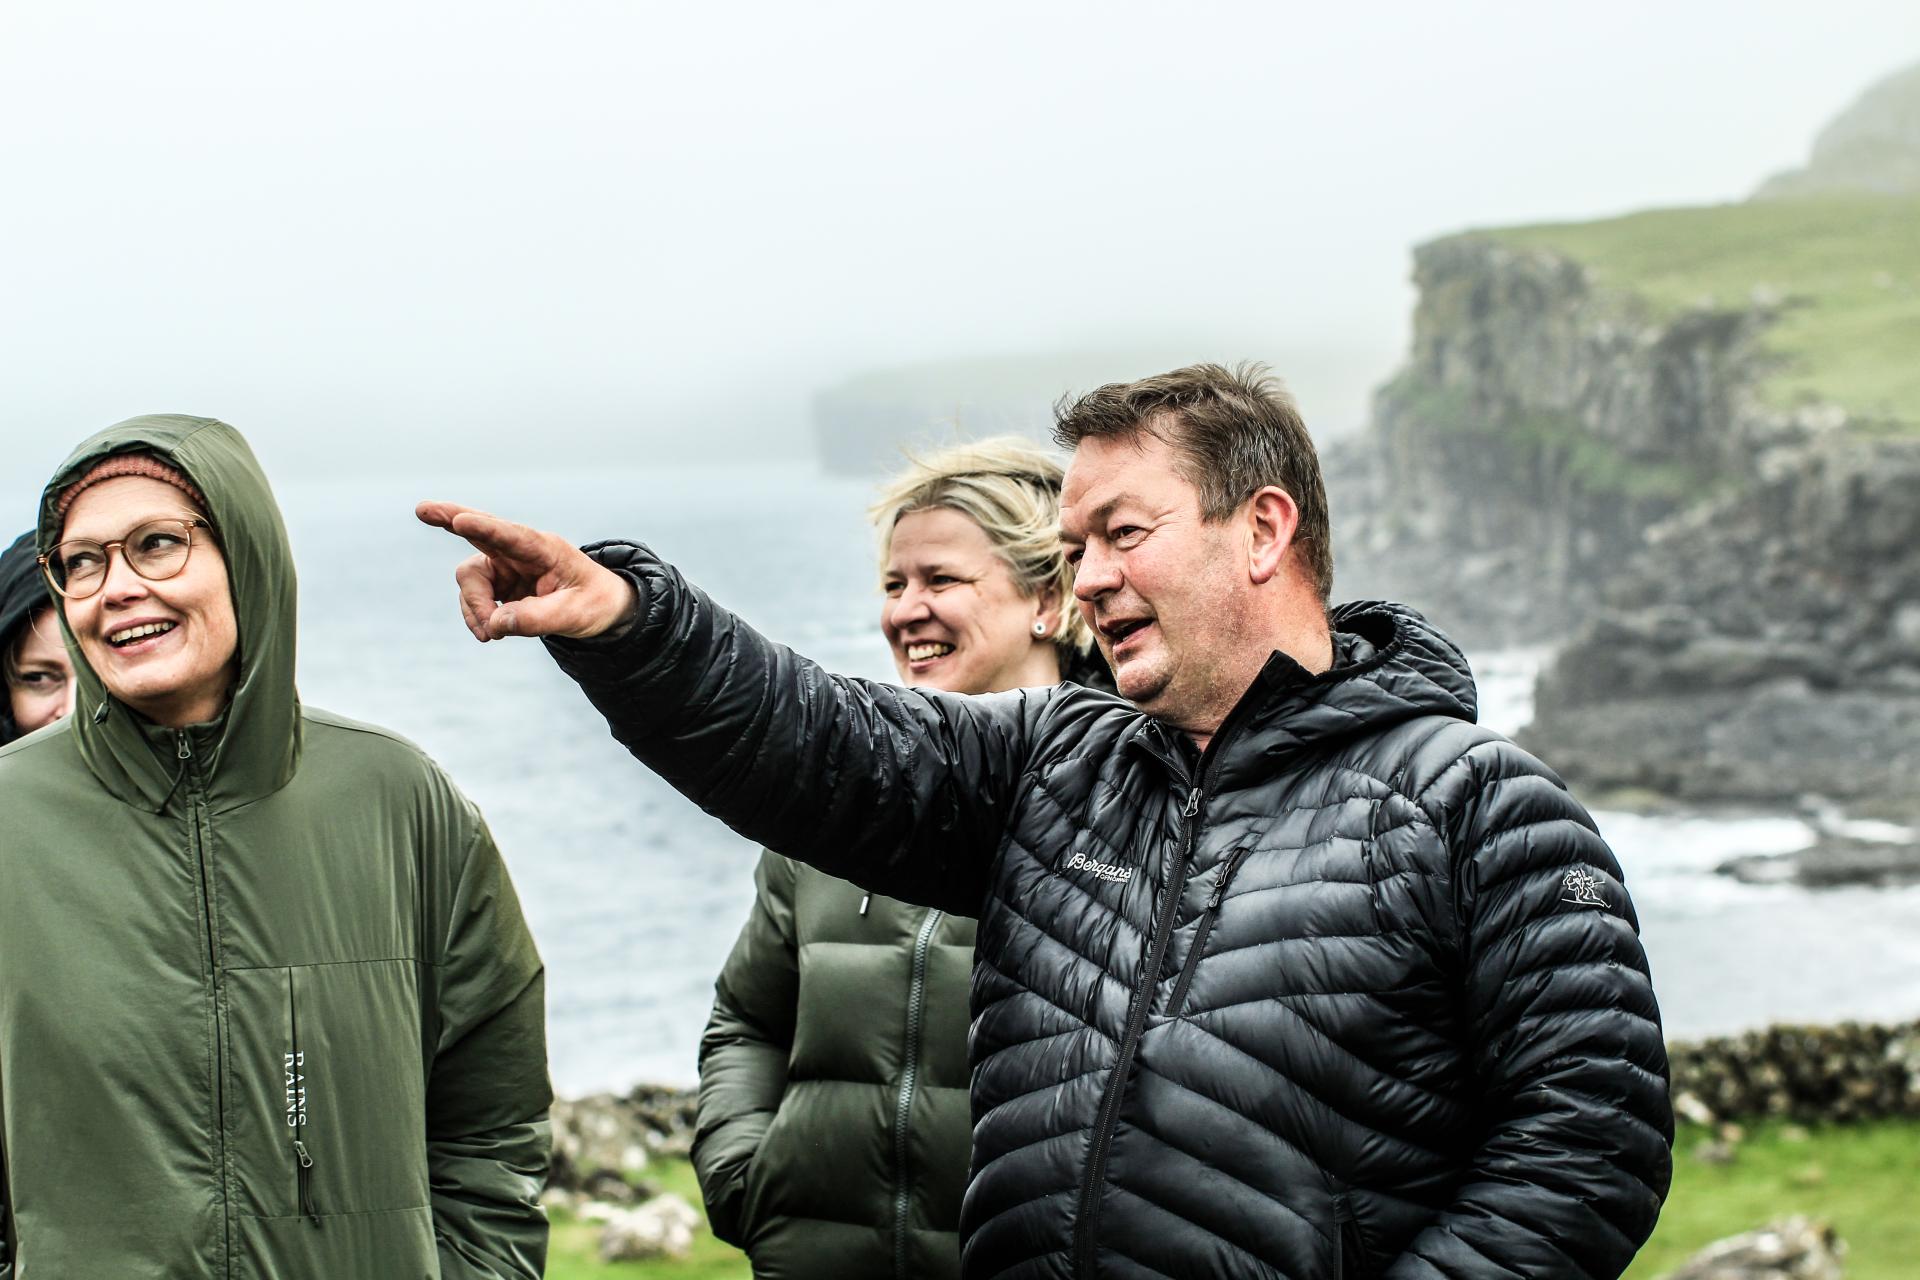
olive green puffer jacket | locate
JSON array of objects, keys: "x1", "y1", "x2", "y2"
[
  {"x1": 0, "y1": 416, "x2": 551, "y2": 1279},
  {"x1": 694, "y1": 852, "x2": 975, "y2": 1280}
]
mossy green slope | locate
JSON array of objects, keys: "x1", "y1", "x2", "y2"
[
  {"x1": 1626, "y1": 1119, "x2": 1920, "y2": 1280},
  {"x1": 1483, "y1": 195, "x2": 1920, "y2": 427}
]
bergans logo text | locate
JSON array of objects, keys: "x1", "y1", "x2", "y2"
[
  {"x1": 285, "y1": 1051, "x2": 309, "y2": 1128},
  {"x1": 1064, "y1": 852, "x2": 1134, "y2": 884}
]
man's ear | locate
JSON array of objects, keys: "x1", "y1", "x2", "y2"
[{"x1": 1245, "y1": 486, "x2": 1300, "y2": 586}]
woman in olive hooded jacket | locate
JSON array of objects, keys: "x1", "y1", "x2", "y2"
[{"x1": 0, "y1": 416, "x2": 551, "y2": 1279}]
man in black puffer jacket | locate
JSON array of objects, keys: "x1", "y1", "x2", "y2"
[{"x1": 421, "y1": 362, "x2": 1673, "y2": 1279}]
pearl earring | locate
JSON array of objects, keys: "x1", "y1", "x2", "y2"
[{"x1": 1032, "y1": 622, "x2": 1047, "y2": 637}]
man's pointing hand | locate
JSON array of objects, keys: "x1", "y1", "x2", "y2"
[{"x1": 416, "y1": 501, "x2": 638, "y2": 642}]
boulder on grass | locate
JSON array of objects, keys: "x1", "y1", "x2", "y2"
[
  {"x1": 549, "y1": 1093, "x2": 649, "y2": 1189},
  {"x1": 598, "y1": 1192, "x2": 700, "y2": 1263},
  {"x1": 1664, "y1": 1216, "x2": 1845, "y2": 1279}
]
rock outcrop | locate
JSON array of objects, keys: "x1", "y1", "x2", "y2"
[
  {"x1": 1330, "y1": 235, "x2": 1781, "y2": 645},
  {"x1": 1755, "y1": 60, "x2": 1920, "y2": 200},
  {"x1": 1664, "y1": 1217, "x2": 1846, "y2": 1280},
  {"x1": 597, "y1": 1194, "x2": 700, "y2": 1263},
  {"x1": 1521, "y1": 428, "x2": 1920, "y2": 809},
  {"x1": 1667, "y1": 1021, "x2": 1920, "y2": 1127},
  {"x1": 1331, "y1": 171, "x2": 1920, "y2": 811},
  {"x1": 547, "y1": 1085, "x2": 700, "y2": 1194}
]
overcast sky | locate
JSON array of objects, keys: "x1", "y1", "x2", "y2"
[{"x1": 2, "y1": 1, "x2": 1915, "y2": 493}]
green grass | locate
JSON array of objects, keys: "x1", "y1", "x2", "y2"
[
  {"x1": 1626, "y1": 1119, "x2": 1920, "y2": 1279},
  {"x1": 552, "y1": 1122, "x2": 1917, "y2": 1278},
  {"x1": 1479, "y1": 195, "x2": 1920, "y2": 427},
  {"x1": 544, "y1": 1158, "x2": 748, "y2": 1280}
]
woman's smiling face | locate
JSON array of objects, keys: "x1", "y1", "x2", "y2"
[
  {"x1": 880, "y1": 506, "x2": 1059, "y2": 696},
  {"x1": 57, "y1": 475, "x2": 239, "y2": 728}
]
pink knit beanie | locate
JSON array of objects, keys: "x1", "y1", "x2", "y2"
[{"x1": 55, "y1": 454, "x2": 208, "y2": 521}]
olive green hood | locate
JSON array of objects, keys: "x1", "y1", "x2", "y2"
[{"x1": 38, "y1": 414, "x2": 301, "y2": 812}]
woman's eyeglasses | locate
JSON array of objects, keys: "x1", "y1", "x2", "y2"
[{"x1": 38, "y1": 518, "x2": 214, "y2": 600}]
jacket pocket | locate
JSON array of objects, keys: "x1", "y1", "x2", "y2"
[{"x1": 228, "y1": 961, "x2": 430, "y2": 1221}]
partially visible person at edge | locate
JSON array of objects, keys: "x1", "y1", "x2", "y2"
[
  {"x1": 696, "y1": 438, "x2": 1110, "y2": 1280},
  {"x1": 421, "y1": 363, "x2": 1673, "y2": 1280},
  {"x1": 1, "y1": 529, "x2": 75, "y2": 742},
  {"x1": 0, "y1": 416, "x2": 552, "y2": 1279}
]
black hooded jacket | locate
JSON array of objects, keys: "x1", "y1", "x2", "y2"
[
  {"x1": 551, "y1": 543, "x2": 1674, "y2": 1280},
  {"x1": 0, "y1": 530, "x2": 50, "y2": 745}
]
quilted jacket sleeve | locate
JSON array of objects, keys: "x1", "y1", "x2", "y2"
[
  {"x1": 1385, "y1": 740, "x2": 1673, "y2": 1280},
  {"x1": 426, "y1": 817, "x2": 553, "y2": 1280},
  {"x1": 692, "y1": 850, "x2": 800, "y2": 1246},
  {"x1": 546, "y1": 541, "x2": 1045, "y2": 916}
]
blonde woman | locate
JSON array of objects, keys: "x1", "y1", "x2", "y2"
[{"x1": 691, "y1": 438, "x2": 1100, "y2": 1280}]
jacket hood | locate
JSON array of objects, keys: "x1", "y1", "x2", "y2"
[
  {"x1": 0, "y1": 529, "x2": 50, "y2": 745},
  {"x1": 38, "y1": 415, "x2": 301, "y2": 811},
  {"x1": 1133, "y1": 600, "x2": 1479, "y2": 788}
]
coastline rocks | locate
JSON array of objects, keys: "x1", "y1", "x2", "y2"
[
  {"x1": 549, "y1": 1088, "x2": 706, "y2": 1263},
  {"x1": 1719, "y1": 833, "x2": 1920, "y2": 888},
  {"x1": 1328, "y1": 235, "x2": 1776, "y2": 649},
  {"x1": 550, "y1": 1094, "x2": 650, "y2": 1188},
  {"x1": 1667, "y1": 1021, "x2": 1920, "y2": 1125},
  {"x1": 624, "y1": 1083, "x2": 701, "y2": 1159},
  {"x1": 1664, "y1": 1217, "x2": 1845, "y2": 1280},
  {"x1": 1521, "y1": 432, "x2": 1920, "y2": 810},
  {"x1": 1325, "y1": 164, "x2": 1920, "y2": 812},
  {"x1": 548, "y1": 1085, "x2": 700, "y2": 1192}
]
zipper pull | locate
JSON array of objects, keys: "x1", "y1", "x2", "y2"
[
  {"x1": 1183, "y1": 786, "x2": 1202, "y2": 818},
  {"x1": 176, "y1": 731, "x2": 192, "y2": 761},
  {"x1": 1206, "y1": 877, "x2": 1232, "y2": 913},
  {"x1": 859, "y1": 893, "x2": 871, "y2": 916},
  {"x1": 1207, "y1": 848, "x2": 1253, "y2": 912},
  {"x1": 293, "y1": 1139, "x2": 321, "y2": 1227}
]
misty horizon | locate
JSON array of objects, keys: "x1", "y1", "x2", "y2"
[{"x1": 3, "y1": 3, "x2": 1916, "y2": 501}]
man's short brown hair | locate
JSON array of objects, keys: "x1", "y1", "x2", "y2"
[{"x1": 1052, "y1": 362, "x2": 1334, "y2": 601}]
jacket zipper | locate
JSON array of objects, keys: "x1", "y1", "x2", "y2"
[
  {"x1": 1166, "y1": 845, "x2": 1255, "y2": 1019},
  {"x1": 1070, "y1": 783, "x2": 1203, "y2": 1276},
  {"x1": 1068, "y1": 677, "x2": 1274, "y2": 1277},
  {"x1": 1330, "y1": 1180, "x2": 1358, "y2": 1279},
  {"x1": 893, "y1": 907, "x2": 944, "y2": 1280},
  {"x1": 288, "y1": 972, "x2": 321, "y2": 1227},
  {"x1": 178, "y1": 732, "x2": 234, "y2": 1272}
]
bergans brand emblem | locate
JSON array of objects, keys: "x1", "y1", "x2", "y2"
[
  {"x1": 1561, "y1": 867, "x2": 1609, "y2": 908},
  {"x1": 1064, "y1": 851, "x2": 1134, "y2": 884},
  {"x1": 285, "y1": 1050, "x2": 309, "y2": 1128}
]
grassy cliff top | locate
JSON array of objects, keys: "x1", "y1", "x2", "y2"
[{"x1": 1481, "y1": 195, "x2": 1920, "y2": 427}]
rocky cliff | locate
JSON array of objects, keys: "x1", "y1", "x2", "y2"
[
  {"x1": 1523, "y1": 427, "x2": 1920, "y2": 808},
  {"x1": 1755, "y1": 60, "x2": 1920, "y2": 200},
  {"x1": 1332, "y1": 186, "x2": 1920, "y2": 811},
  {"x1": 1329, "y1": 235, "x2": 1783, "y2": 644}
]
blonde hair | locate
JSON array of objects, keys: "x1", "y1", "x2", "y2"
[{"x1": 870, "y1": 436, "x2": 1092, "y2": 657}]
